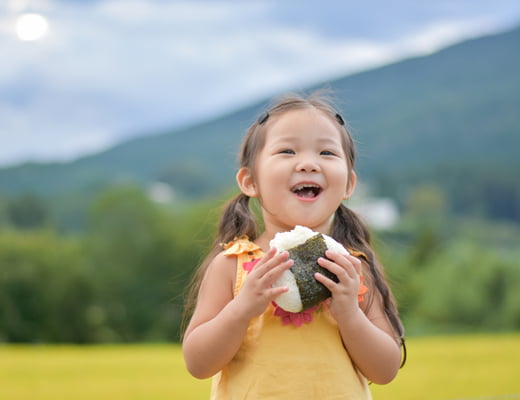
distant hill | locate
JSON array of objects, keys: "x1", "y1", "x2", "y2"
[{"x1": 1, "y1": 25, "x2": 519, "y2": 220}]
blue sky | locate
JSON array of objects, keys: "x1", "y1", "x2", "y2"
[{"x1": 1, "y1": 0, "x2": 519, "y2": 166}]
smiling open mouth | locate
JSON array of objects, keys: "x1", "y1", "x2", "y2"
[{"x1": 291, "y1": 183, "x2": 322, "y2": 199}]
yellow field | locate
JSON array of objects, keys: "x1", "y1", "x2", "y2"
[{"x1": 1, "y1": 334, "x2": 519, "y2": 400}]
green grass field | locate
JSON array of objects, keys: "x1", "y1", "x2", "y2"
[{"x1": 1, "y1": 334, "x2": 519, "y2": 400}]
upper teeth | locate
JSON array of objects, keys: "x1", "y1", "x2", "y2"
[{"x1": 293, "y1": 184, "x2": 320, "y2": 191}]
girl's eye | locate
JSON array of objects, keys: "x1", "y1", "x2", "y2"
[
  {"x1": 320, "y1": 150, "x2": 337, "y2": 156},
  {"x1": 279, "y1": 149, "x2": 295, "y2": 155}
]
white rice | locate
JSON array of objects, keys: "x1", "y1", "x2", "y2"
[{"x1": 269, "y1": 225, "x2": 349, "y2": 312}]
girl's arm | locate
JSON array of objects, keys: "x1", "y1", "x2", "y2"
[
  {"x1": 182, "y1": 248, "x2": 292, "y2": 379},
  {"x1": 316, "y1": 252, "x2": 402, "y2": 384}
]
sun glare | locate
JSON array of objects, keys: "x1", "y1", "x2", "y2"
[{"x1": 15, "y1": 13, "x2": 49, "y2": 41}]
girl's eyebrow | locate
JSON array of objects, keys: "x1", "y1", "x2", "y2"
[
  {"x1": 315, "y1": 136, "x2": 343, "y2": 147},
  {"x1": 267, "y1": 135, "x2": 342, "y2": 147},
  {"x1": 265, "y1": 134, "x2": 297, "y2": 145}
]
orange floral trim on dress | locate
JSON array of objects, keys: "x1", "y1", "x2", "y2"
[
  {"x1": 357, "y1": 275, "x2": 369, "y2": 302},
  {"x1": 222, "y1": 236, "x2": 261, "y2": 256}
]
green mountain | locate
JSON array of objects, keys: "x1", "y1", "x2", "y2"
[{"x1": 1, "y1": 25, "x2": 519, "y2": 223}]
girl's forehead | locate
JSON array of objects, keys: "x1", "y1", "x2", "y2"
[
  {"x1": 264, "y1": 108, "x2": 343, "y2": 141},
  {"x1": 270, "y1": 107, "x2": 330, "y2": 122}
]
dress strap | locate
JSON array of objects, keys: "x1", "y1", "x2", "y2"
[{"x1": 222, "y1": 236, "x2": 263, "y2": 297}]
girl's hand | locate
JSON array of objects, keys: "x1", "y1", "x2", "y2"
[
  {"x1": 315, "y1": 251, "x2": 363, "y2": 320},
  {"x1": 234, "y1": 247, "x2": 293, "y2": 320}
]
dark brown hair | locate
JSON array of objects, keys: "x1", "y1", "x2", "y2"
[{"x1": 182, "y1": 92, "x2": 405, "y2": 364}]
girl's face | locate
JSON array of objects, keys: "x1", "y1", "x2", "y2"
[{"x1": 238, "y1": 107, "x2": 356, "y2": 235}]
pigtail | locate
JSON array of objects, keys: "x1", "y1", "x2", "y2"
[
  {"x1": 332, "y1": 203, "x2": 372, "y2": 251},
  {"x1": 332, "y1": 203, "x2": 406, "y2": 366},
  {"x1": 181, "y1": 193, "x2": 258, "y2": 337},
  {"x1": 217, "y1": 193, "x2": 258, "y2": 245}
]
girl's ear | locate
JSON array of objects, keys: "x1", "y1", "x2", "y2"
[
  {"x1": 236, "y1": 167, "x2": 258, "y2": 197},
  {"x1": 344, "y1": 171, "x2": 357, "y2": 199}
]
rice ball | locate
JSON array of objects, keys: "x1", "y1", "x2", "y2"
[{"x1": 270, "y1": 225, "x2": 349, "y2": 312}]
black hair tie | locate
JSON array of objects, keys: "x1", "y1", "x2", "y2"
[
  {"x1": 258, "y1": 111, "x2": 341, "y2": 125},
  {"x1": 257, "y1": 111, "x2": 269, "y2": 124}
]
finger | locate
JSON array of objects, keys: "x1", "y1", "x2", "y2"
[
  {"x1": 314, "y1": 271, "x2": 336, "y2": 291},
  {"x1": 318, "y1": 255, "x2": 354, "y2": 280},
  {"x1": 323, "y1": 251, "x2": 360, "y2": 278},
  {"x1": 345, "y1": 254, "x2": 363, "y2": 275},
  {"x1": 268, "y1": 285, "x2": 289, "y2": 299},
  {"x1": 262, "y1": 250, "x2": 291, "y2": 274},
  {"x1": 260, "y1": 247, "x2": 278, "y2": 264},
  {"x1": 252, "y1": 248, "x2": 287, "y2": 276},
  {"x1": 261, "y1": 257, "x2": 293, "y2": 285}
]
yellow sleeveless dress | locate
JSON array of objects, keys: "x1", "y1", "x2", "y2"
[{"x1": 210, "y1": 238, "x2": 372, "y2": 400}]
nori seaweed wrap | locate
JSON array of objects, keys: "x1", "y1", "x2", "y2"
[
  {"x1": 287, "y1": 233, "x2": 339, "y2": 310},
  {"x1": 270, "y1": 225, "x2": 348, "y2": 312}
]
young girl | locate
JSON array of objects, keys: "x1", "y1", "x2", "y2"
[{"x1": 182, "y1": 93, "x2": 405, "y2": 399}]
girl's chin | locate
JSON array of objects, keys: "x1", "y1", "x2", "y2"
[{"x1": 272, "y1": 217, "x2": 332, "y2": 233}]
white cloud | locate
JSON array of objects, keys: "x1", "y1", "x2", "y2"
[
  {"x1": 0, "y1": 0, "x2": 519, "y2": 166},
  {"x1": 96, "y1": 0, "x2": 266, "y2": 25},
  {"x1": 400, "y1": 18, "x2": 500, "y2": 55},
  {"x1": 6, "y1": 0, "x2": 52, "y2": 13},
  {"x1": 0, "y1": 94, "x2": 116, "y2": 165}
]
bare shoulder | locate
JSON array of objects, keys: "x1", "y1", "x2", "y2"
[{"x1": 203, "y1": 250, "x2": 237, "y2": 290}]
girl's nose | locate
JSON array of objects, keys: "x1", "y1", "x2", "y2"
[{"x1": 296, "y1": 155, "x2": 321, "y2": 172}]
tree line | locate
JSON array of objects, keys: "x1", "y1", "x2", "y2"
[{"x1": 0, "y1": 184, "x2": 519, "y2": 343}]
